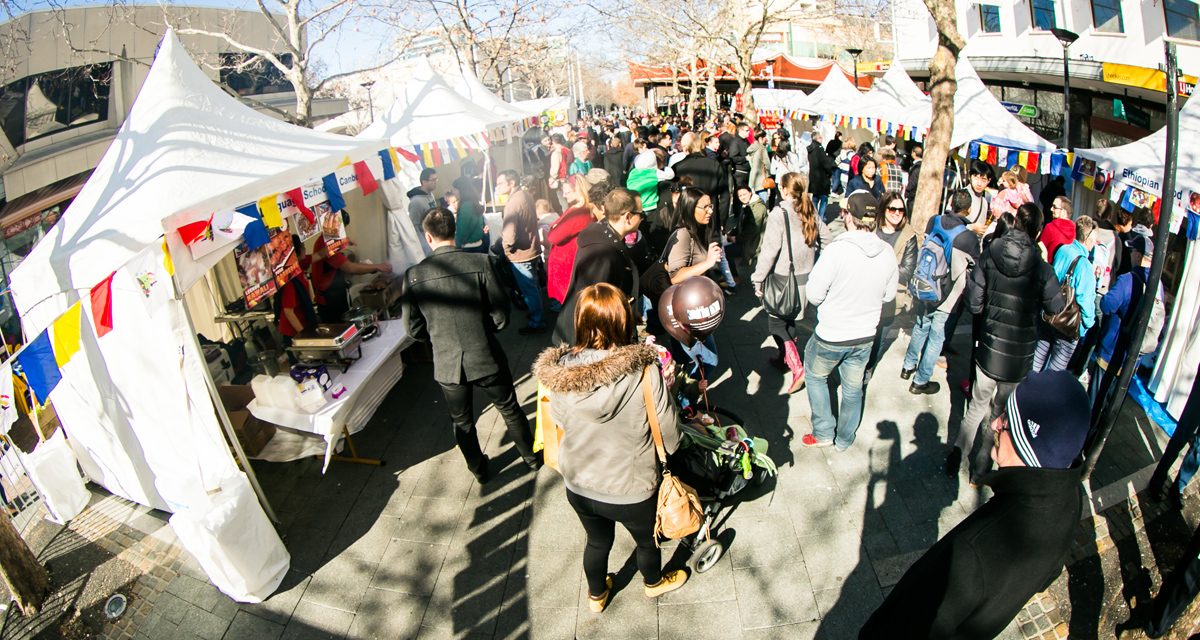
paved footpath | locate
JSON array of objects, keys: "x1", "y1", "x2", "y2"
[{"x1": 2, "y1": 289, "x2": 1197, "y2": 639}]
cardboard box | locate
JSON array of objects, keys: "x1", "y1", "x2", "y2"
[{"x1": 217, "y1": 385, "x2": 276, "y2": 457}]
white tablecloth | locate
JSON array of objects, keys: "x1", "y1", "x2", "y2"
[{"x1": 247, "y1": 320, "x2": 413, "y2": 468}]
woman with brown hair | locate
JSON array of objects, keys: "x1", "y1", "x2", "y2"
[
  {"x1": 532, "y1": 283, "x2": 688, "y2": 613},
  {"x1": 751, "y1": 172, "x2": 831, "y2": 393}
]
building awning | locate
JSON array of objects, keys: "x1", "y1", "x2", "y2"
[
  {"x1": 0, "y1": 171, "x2": 91, "y2": 239},
  {"x1": 629, "y1": 53, "x2": 872, "y2": 90}
]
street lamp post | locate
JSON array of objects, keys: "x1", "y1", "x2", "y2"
[
  {"x1": 846, "y1": 48, "x2": 864, "y2": 91},
  {"x1": 361, "y1": 80, "x2": 376, "y2": 121},
  {"x1": 1050, "y1": 28, "x2": 1079, "y2": 150}
]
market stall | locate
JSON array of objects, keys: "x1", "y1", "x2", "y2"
[
  {"x1": 1075, "y1": 93, "x2": 1200, "y2": 416},
  {"x1": 6, "y1": 31, "x2": 409, "y2": 602}
]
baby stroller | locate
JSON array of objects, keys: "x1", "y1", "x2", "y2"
[{"x1": 650, "y1": 339, "x2": 777, "y2": 573}]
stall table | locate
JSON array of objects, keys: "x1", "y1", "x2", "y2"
[{"x1": 248, "y1": 319, "x2": 413, "y2": 471}]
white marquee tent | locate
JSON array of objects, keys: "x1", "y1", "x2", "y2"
[
  {"x1": 751, "y1": 87, "x2": 813, "y2": 114},
  {"x1": 8, "y1": 31, "x2": 394, "y2": 602},
  {"x1": 1075, "y1": 94, "x2": 1200, "y2": 417},
  {"x1": 803, "y1": 66, "x2": 868, "y2": 118},
  {"x1": 945, "y1": 57, "x2": 1057, "y2": 153},
  {"x1": 866, "y1": 65, "x2": 930, "y2": 110}
]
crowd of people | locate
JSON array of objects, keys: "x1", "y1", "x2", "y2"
[{"x1": 393, "y1": 108, "x2": 1194, "y2": 638}]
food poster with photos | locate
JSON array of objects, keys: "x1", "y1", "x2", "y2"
[
  {"x1": 293, "y1": 207, "x2": 320, "y2": 242},
  {"x1": 235, "y1": 241, "x2": 277, "y2": 308},
  {"x1": 269, "y1": 230, "x2": 303, "y2": 287},
  {"x1": 318, "y1": 202, "x2": 349, "y2": 255}
]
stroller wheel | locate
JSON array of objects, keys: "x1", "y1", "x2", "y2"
[{"x1": 687, "y1": 539, "x2": 724, "y2": 574}]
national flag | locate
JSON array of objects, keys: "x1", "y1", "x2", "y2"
[
  {"x1": 258, "y1": 194, "x2": 283, "y2": 228},
  {"x1": 286, "y1": 188, "x2": 316, "y2": 223},
  {"x1": 90, "y1": 272, "x2": 115, "y2": 338},
  {"x1": 353, "y1": 161, "x2": 378, "y2": 196},
  {"x1": 14, "y1": 331, "x2": 60, "y2": 406},
  {"x1": 378, "y1": 149, "x2": 396, "y2": 181},
  {"x1": 322, "y1": 173, "x2": 346, "y2": 212},
  {"x1": 51, "y1": 302, "x2": 83, "y2": 367},
  {"x1": 177, "y1": 215, "x2": 214, "y2": 246}
]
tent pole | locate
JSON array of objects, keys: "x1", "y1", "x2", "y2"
[
  {"x1": 1082, "y1": 42, "x2": 1180, "y2": 480},
  {"x1": 175, "y1": 282, "x2": 280, "y2": 524}
]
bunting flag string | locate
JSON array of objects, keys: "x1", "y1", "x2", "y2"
[
  {"x1": 51, "y1": 302, "x2": 83, "y2": 367},
  {"x1": 353, "y1": 161, "x2": 379, "y2": 196},
  {"x1": 286, "y1": 187, "x2": 316, "y2": 224}
]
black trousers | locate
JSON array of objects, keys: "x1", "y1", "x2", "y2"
[
  {"x1": 1148, "y1": 371, "x2": 1200, "y2": 493},
  {"x1": 566, "y1": 489, "x2": 661, "y2": 596},
  {"x1": 438, "y1": 367, "x2": 536, "y2": 472},
  {"x1": 1147, "y1": 524, "x2": 1200, "y2": 637}
]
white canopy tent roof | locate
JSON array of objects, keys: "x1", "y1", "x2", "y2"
[
  {"x1": 866, "y1": 65, "x2": 930, "y2": 110},
  {"x1": 1075, "y1": 94, "x2": 1200, "y2": 200},
  {"x1": 359, "y1": 63, "x2": 522, "y2": 147},
  {"x1": 803, "y1": 66, "x2": 865, "y2": 117},
  {"x1": 750, "y1": 88, "x2": 813, "y2": 113},
  {"x1": 440, "y1": 65, "x2": 539, "y2": 121},
  {"x1": 10, "y1": 32, "x2": 386, "y2": 331},
  {"x1": 946, "y1": 57, "x2": 1057, "y2": 152},
  {"x1": 511, "y1": 96, "x2": 575, "y2": 125}
]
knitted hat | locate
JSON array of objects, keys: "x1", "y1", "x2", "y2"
[{"x1": 1005, "y1": 371, "x2": 1090, "y2": 469}]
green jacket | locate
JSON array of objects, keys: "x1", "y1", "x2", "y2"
[{"x1": 626, "y1": 168, "x2": 660, "y2": 211}]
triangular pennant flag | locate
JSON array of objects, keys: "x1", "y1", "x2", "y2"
[
  {"x1": 258, "y1": 194, "x2": 284, "y2": 229},
  {"x1": 52, "y1": 302, "x2": 83, "y2": 367},
  {"x1": 90, "y1": 272, "x2": 115, "y2": 338},
  {"x1": 243, "y1": 218, "x2": 270, "y2": 250},
  {"x1": 378, "y1": 149, "x2": 396, "y2": 181},
  {"x1": 353, "y1": 161, "x2": 379, "y2": 196},
  {"x1": 286, "y1": 187, "x2": 315, "y2": 223},
  {"x1": 338, "y1": 155, "x2": 353, "y2": 168},
  {"x1": 14, "y1": 331, "x2": 61, "y2": 405},
  {"x1": 322, "y1": 173, "x2": 346, "y2": 212},
  {"x1": 177, "y1": 215, "x2": 214, "y2": 246}
]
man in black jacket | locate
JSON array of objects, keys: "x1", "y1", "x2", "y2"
[
  {"x1": 904, "y1": 145, "x2": 922, "y2": 205},
  {"x1": 861, "y1": 371, "x2": 1090, "y2": 640},
  {"x1": 553, "y1": 188, "x2": 648, "y2": 345},
  {"x1": 950, "y1": 206, "x2": 1064, "y2": 481},
  {"x1": 807, "y1": 132, "x2": 835, "y2": 220},
  {"x1": 401, "y1": 208, "x2": 540, "y2": 482}
]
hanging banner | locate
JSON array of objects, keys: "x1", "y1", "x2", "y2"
[
  {"x1": 268, "y1": 230, "x2": 302, "y2": 288},
  {"x1": 235, "y1": 241, "x2": 278, "y2": 309}
]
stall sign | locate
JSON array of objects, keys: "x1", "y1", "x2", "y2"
[
  {"x1": 268, "y1": 230, "x2": 302, "y2": 288},
  {"x1": 317, "y1": 203, "x2": 349, "y2": 255},
  {"x1": 4, "y1": 208, "x2": 60, "y2": 240},
  {"x1": 235, "y1": 241, "x2": 277, "y2": 309}
]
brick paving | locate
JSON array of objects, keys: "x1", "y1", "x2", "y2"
[{"x1": 0, "y1": 289, "x2": 1195, "y2": 639}]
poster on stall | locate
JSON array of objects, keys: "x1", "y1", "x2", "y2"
[
  {"x1": 293, "y1": 207, "x2": 320, "y2": 242},
  {"x1": 319, "y1": 202, "x2": 349, "y2": 256},
  {"x1": 235, "y1": 241, "x2": 277, "y2": 308},
  {"x1": 269, "y1": 230, "x2": 303, "y2": 287}
]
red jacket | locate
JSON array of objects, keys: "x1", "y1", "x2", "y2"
[
  {"x1": 1040, "y1": 218, "x2": 1076, "y2": 264},
  {"x1": 546, "y1": 206, "x2": 594, "y2": 303}
]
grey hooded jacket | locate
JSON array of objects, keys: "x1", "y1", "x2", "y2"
[{"x1": 533, "y1": 344, "x2": 681, "y2": 505}]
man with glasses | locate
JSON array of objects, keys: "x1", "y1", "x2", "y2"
[
  {"x1": 1040, "y1": 196, "x2": 1077, "y2": 263},
  {"x1": 552, "y1": 188, "x2": 649, "y2": 345},
  {"x1": 861, "y1": 371, "x2": 1090, "y2": 639},
  {"x1": 407, "y1": 168, "x2": 439, "y2": 256}
]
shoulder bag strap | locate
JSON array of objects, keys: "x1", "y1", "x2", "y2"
[
  {"x1": 781, "y1": 208, "x2": 796, "y2": 277},
  {"x1": 641, "y1": 365, "x2": 668, "y2": 464}
]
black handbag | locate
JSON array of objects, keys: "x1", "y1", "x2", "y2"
[
  {"x1": 761, "y1": 209, "x2": 803, "y2": 321},
  {"x1": 1044, "y1": 256, "x2": 1082, "y2": 339}
]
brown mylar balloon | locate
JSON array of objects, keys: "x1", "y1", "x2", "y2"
[
  {"x1": 657, "y1": 284, "x2": 692, "y2": 344},
  {"x1": 671, "y1": 276, "x2": 726, "y2": 341}
]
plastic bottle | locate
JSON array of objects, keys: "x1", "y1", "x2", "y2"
[{"x1": 250, "y1": 375, "x2": 274, "y2": 407}]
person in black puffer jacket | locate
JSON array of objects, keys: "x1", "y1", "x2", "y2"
[{"x1": 948, "y1": 204, "x2": 1063, "y2": 481}]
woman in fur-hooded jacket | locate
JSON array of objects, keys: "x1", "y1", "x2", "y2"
[{"x1": 532, "y1": 283, "x2": 687, "y2": 611}]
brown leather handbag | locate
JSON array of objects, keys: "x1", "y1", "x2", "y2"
[
  {"x1": 641, "y1": 367, "x2": 702, "y2": 543},
  {"x1": 1044, "y1": 256, "x2": 1083, "y2": 339}
]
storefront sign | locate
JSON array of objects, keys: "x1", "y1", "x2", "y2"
[
  {"x1": 3, "y1": 208, "x2": 60, "y2": 240},
  {"x1": 1001, "y1": 102, "x2": 1039, "y2": 118},
  {"x1": 1102, "y1": 62, "x2": 1197, "y2": 96}
]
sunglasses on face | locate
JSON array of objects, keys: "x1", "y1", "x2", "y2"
[{"x1": 886, "y1": 206, "x2": 906, "y2": 213}]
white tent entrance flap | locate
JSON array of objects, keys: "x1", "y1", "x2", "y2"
[{"x1": 7, "y1": 30, "x2": 394, "y2": 602}]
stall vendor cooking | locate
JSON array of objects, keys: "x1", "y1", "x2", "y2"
[{"x1": 310, "y1": 235, "x2": 393, "y2": 323}]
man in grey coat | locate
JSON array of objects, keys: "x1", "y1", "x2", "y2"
[
  {"x1": 401, "y1": 208, "x2": 540, "y2": 482},
  {"x1": 406, "y1": 168, "x2": 438, "y2": 256}
]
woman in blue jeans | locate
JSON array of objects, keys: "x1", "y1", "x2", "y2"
[{"x1": 533, "y1": 283, "x2": 688, "y2": 613}]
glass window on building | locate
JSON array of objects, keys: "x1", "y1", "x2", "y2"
[
  {"x1": 220, "y1": 53, "x2": 294, "y2": 96},
  {"x1": 979, "y1": 4, "x2": 1002, "y2": 33},
  {"x1": 1031, "y1": 0, "x2": 1058, "y2": 31},
  {"x1": 1164, "y1": 0, "x2": 1200, "y2": 41},
  {"x1": 1091, "y1": 0, "x2": 1124, "y2": 33},
  {"x1": 23, "y1": 64, "x2": 112, "y2": 142},
  {"x1": 0, "y1": 78, "x2": 27, "y2": 147}
]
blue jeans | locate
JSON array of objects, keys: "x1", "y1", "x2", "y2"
[
  {"x1": 814, "y1": 195, "x2": 828, "y2": 221},
  {"x1": 1178, "y1": 440, "x2": 1200, "y2": 494},
  {"x1": 510, "y1": 260, "x2": 544, "y2": 328},
  {"x1": 903, "y1": 308, "x2": 949, "y2": 385},
  {"x1": 805, "y1": 337, "x2": 872, "y2": 450}
]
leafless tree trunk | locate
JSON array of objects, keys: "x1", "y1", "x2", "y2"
[
  {"x1": 910, "y1": 0, "x2": 965, "y2": 238},
  {"x1": 0, "y1": 514, "x2": 48, "y2": 616}
]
